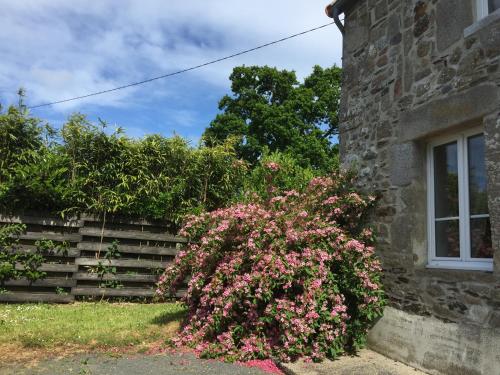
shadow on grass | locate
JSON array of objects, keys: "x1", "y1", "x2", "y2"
[{"x1": 150, "y1": 309, "x2": 187, "y2": 326}]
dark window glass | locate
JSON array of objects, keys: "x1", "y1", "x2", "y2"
[
  {"x1": 434, "y1": 142, "x2": 459, "y2": 218},
  {"x1": 468, "y1": 134, "x2": 488, "y2": 215},
  {"x1": 435, "y1": 220, "x2": 460, "y2": 258},
  {"x1": 489, "y1": 0, "x2": 500, "y2": 13},
  {"x1": 470, "y1": 217, "x2": 493, "y2": 258}
]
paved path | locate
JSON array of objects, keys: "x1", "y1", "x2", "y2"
[
  {"x1": 0, "y1": 349, "x2": 428, "y2": 375},
  {"x1": 0, "y1": 353, "x2": 270, "y2": 375},
  {"x1": 281, "y1": 349, "x2": 428, "y2": 375}
]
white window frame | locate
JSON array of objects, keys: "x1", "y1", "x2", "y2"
[
  {"x1": 427, "y1": 127, "x2": 493, "y2": 272},
  {"x1": 476, "y1": 0, "x2": 500, "y2": 19},
  {"x1": 477, "y1": 0, "x2": 490, "y2": 20}
]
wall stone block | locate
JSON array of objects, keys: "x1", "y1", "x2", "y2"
[{"x1": 436, "y1": 0, "x2": 473, "y2": 51}]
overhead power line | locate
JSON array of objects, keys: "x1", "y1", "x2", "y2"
[{"x1": 28, "y1": 22, "x2": 334, "y2": 109}]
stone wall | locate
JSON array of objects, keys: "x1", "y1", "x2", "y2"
[{"x1": 339, "y1": 0, "x2": 500, "y2": 331}]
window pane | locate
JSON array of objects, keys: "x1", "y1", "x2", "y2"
[
  {"x1": 434, "y1": 142, "x2": 459, "y2": 218},
  {"x1": 470, "y1": 217, "x2": 493, "y2": 259},
  {"x1": 468, "y1": 134, "x2": 489, "y2": 215},
  {"x1": 489, "y1": 0, "x2": 500, "y2": 13},
  {"x1": 435, "y1": 220, "x2": 460, "y2": 258}
]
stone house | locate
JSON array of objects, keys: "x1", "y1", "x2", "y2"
[{"x1": 326, "y1": 0, "x2": 500, "y2": 374}]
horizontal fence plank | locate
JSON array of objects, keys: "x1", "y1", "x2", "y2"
[
  {"x1": 13, "y1": 245, "x2": 80, "y2": 258},
  {"x1": 4, "y1": 278, "x2": 76, "y2": 288},
  {"x1": 0, "y1": 214, "x2": 82, "y2": 228},
  {"x1": 81, "y1": 215, "x2": 167, "y2": 227},
  {"x1": 0, "y1": 292, "x2": 74, "y2": 303},
  {"x1": 75, "y1": 258, "x2": 169, "y2": 269},
  {"x1": 72, "y1": 287, "x2": 156, "y2": 297},
  {"x1": 19, "y1": 232, "x2": 81, "y2": 242},
  {"x1": 74, "y1": 272, "x2": 157, "y2": 283},
  {"x1": 72, "y1": 287, "x2": 185, "y2": 298},
  {"x1": 16, "y1": 263, "x2": 78, "y2": 273},
  {"x1": 79, "y1": 228, "x2": 187, "y2": 243},
  {"x1": 77, "y1": 242, "x2": 177, "y2": 256}
]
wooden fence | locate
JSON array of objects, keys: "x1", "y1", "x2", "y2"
[{"x1": 0, "y1": 214, "x2": 186, "y2": 303}]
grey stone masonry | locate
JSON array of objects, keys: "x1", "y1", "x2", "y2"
[{"x1": 339, "y1": 0, "x2": 500, "y2": 330}]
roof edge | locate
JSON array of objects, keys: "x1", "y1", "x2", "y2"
[{"x1": 325, "y1": 0, "x2": 358, "y2": 34}]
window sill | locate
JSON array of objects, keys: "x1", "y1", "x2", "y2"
[
  {"x1": 464, "y1": 8, "x2": 500, "y2": 38},
  {"x1": 427, "y1": 261, "x2": 493, "y2": 272}
]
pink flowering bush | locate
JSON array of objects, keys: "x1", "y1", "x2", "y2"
[{"x1": 157, "y1": 170, "x2": 385, "y2": 362}]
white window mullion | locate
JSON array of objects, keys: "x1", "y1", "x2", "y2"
[
  {"x1": 456, "y1": 135, "x2": 467, "y2": 262},
  {"x1": 470, "y1": 214, "x2": 490, "y2": 219},
  {"x1": 435, "y1": 216, "x2": 460, "y2": 221},
  {"x1": 460, "y1": 135, "x2": 472, "y2": 262},
  {"x1": 477, "y1": 0, "x2": 489, "y2": 20},
  {"x1": 427, "y1": 143, "x2": 435, "y2": 262}
]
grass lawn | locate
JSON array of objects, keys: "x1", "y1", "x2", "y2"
[{"x1": 0, "y1": 302, "x2": 186, "y2": 364}]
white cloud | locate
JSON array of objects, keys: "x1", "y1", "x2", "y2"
[{"x1": 0, "y1": 0, "x2": 343, "y2": 114}]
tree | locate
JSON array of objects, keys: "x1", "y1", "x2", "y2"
[{"x1": 203, "y1": 65, "x2": 341, "y2": 171}]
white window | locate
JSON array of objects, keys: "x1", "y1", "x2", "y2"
[
  {"x1": 477, "y1": 0, "x2": 500, "y2": 20},
  {"x1": 427, "y1": 128, "x2": 493, "y2": 271}
]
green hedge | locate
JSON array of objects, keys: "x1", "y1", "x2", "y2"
[
  {"x1": 0, "y1": 108, "x2": 247, "y2": 224},
  {"x1": 0, "y1": 107, "x2": 339, "y2": 225}
]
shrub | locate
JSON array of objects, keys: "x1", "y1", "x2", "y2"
[{"x1": 157, "y1": 169, "x2": 385, "y2": 362}]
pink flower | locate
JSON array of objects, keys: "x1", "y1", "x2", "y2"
[
  {"x1": 265, "y1": 162, "x2": 280, "y2": 171},
  {"x1": 156, "y1": 172, "x2": 385, "y2": 362},
  {"x1": 298, "y1": 210, "x2": 308, "y2": 218}
]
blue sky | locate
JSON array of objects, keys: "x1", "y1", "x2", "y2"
[{"x1": 0, "y1": 0, "x2": 343, "y2": 143}]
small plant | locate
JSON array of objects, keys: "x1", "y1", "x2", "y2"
[
  {"x1": 35, "y1": 239, "x2": 70, "y2": 257},
  {"x1": 102, "y1": 279, "x2": 123, "y2": 289},
  {"x1": 0, "y1": 224, "x2": 25, "y2": 286},
  {"x1": 104, "y1": 240, "x2": 121, "y2": 262},
  {"x1": 55, "y1": 287, "x2": 68, "y2": 296},
  {"x1": 21, "y1": 250, "x2": 46, "y2": 284},
  {"x1": 88, "y1": 240, "x2": 123, "y2": 289},
  {"x1": 0, "y1": 224, "x2": 57, "y2": 286},
  {"x1": 152, "y1": 267, "x2": 164, "y2": 276},
  {"x1": 19, "y1": 237, "x2": 71, "y2": 284}
]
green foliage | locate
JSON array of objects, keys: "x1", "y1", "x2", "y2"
[
  {"x1": 34, "y1": 239, "x2": 70, "y2": 257},
  {"x1": 0, "y1": 105, "x2": 70, "y2": 214},
  {"x1": 0, "y1": 224, "x2": 64, "y2": 285},
  {"x1": 0, "y1": 108, "x2": 247, "y2": 224},
  {"x1": 88, "y1": 241, "x2": 122, "y2": 289},
  {"x1": 241, "y1": 151, "x2": 318, "y2": 202},
  {"x1": 0, "y1": 224, "x2": 25, "y2": 285},
  {"x1": 203, "y1": 65, "x2": 341, "y2": 171},
  {"x1": 21, "y1": 250, "x2": 46, "y2": 283},
  {"x1": 0, "y1": 62, "x2": 341, "y2": 223},
  {"x1": 0, "y1": 106, "x2": 43, "y2": 182},
  {"x1": 55, "y1": 286, "x2": 68, "y2": 295},
  {"x1": 158, "y1": 171, "x2": 385, "y2": 362}
]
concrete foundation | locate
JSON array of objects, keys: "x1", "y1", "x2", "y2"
[{"x1": 368, "y1": 307, "x2": 500, "y2": 375}]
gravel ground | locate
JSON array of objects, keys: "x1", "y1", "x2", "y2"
[
  {"x1": 281, "y1": 349, "x2": 428, "y2": 375},
  {"x1": 0, "y1": 353, "x2": 271, "y2": 375}
]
